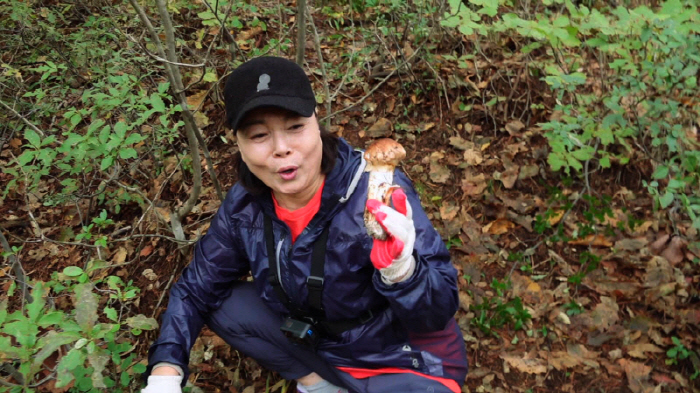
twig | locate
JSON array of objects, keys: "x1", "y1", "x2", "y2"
[
  {"x1": 152, "y1": 273, "x2": 175, "y2": 318},
  {"x1": 124, "y1": 34, "x2": 205, "y2": 68},
  {"x1": 0, "y1": 100, "x2": 46, "y2": 137},
  {"x1": 130, "y1": 0, "x2": 207, "y2": 231},
  {"x1": 295, "y1": 0, "x2": 307, "y2": 66},
  {"x1": 306, "y1": 8, "x2": 331, "y2": 124},
  {"x1": 424, "y1": 60, "x2": 450, "y2": 128},
  {"x1": 0, "y1": 229, "x2": 31, "y2": 302},
  {"x1": 321, "y1": 40, "x2": 425, "y2": 122}
]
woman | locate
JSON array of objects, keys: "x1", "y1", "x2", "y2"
[{"x1": 142, "y1": 56, "x2": 468, "y2": 393}]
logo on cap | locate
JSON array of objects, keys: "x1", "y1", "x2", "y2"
[{"x1": 257, "y1": 74, "x2": 270, "y2": 92}]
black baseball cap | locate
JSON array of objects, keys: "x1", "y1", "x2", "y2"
[{"x1": 224, "y1": 56, "x2": 316, "y2": 131}]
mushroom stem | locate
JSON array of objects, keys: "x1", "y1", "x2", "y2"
[{"x1": 363, "y1": 138, "x2": 406, "y2": 240}]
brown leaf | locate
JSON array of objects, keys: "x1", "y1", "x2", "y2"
[
  {"x1": 591, "y1": 296, "x2": 620, "y2": 331},
  {"x1": 615, "y1": 238, "x2": 647, "y2": 251},
  {"x1": 9, "y1": 138, "x2": 22, "y2": 149},
  {"x1": 429, "y1": 161, "x2": 450, "y2": 184},
  {"x1": 500, "y1": 353, "x2": 547, "y2": 374},
  {"x1": 367, "y1": 117, "x2": 393, "y2": 138},
  {"x1": 618, "y1": 358, "x2": 653, "y2": 393},
  {"x1": 659, "y1": 236, "x2": 686, "y2": 265},
  {"x1": 449, "y1": 136, "x2": 474, "y2": 150},
  {"x1": 463, "y1": 149, "x2": 483, "y2": 166},
  {"x1": 461, "y1": 171, "x2": 487, "y2": 196},
  {"x1": 186, "y1": 90, "x2": 208, "y2": 110},
  {"x1": 547, "y1": 209, "x2": 565, "y2": 225},
  {"x1": 649, "y1": 234, "x2": 670, "y2": 254},
  {"x1": 626, "y1": 343, "x2": 664, "y2": 359},
  {"x1": 567, "y1": 234, "x2": 613, "y2": 247},
  {"x1": 518, "y1": 164, "x2": 539, "y2": 180},
  {"x1": 439, "y1": 201, "x2": 460, "y2": 221},
  {"x1": 496, "y1": 165, "x2": 520, "y2": 189},
  {"x1": 505, "y1": 120, "x2": 525, "y2": 135},
  {"x1": 548, "y1": 351, "x2": 581, "y2": 370},
  {"x1": 483, "y1": 219, "x2": 515, "y2": 235},
  {"x1": 112, "y1": 247, "x2": 128, "y2": 264},
  {"x1": 140, "y1": 245, "x2": 154, "y2": 257},
  {"x1": 644, "y1": 256, "x2": 674, "y2": 288}
]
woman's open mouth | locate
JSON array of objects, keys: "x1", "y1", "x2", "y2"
[{"x1": 278, "y1": 166, "x2": 298, "y2": 180}]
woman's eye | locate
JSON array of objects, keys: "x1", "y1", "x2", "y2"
[
  {"x1": 289, "y1": 124, "x2": 303, "y2": 130},
  {"x1": 250, "y1": 132, "x2": 267, "y2": 140}
]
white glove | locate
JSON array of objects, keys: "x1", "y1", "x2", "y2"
[
  {"x1": 141, "y1": 375, "x2": 183, "y2": 393},
  {"x1": 366, "y1": 189, "x2": 416, "y2": 283}
]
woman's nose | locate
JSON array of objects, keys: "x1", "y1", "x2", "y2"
[{"x1": 272, "y1": 134, "x2": 292, "y2": 157}]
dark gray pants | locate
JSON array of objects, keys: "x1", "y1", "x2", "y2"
[{"x1": 204, "y1": 281, "x2": 454, "y2": 393}]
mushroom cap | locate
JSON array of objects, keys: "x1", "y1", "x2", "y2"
[{"x1": 363, "y1": 138, "x2": 406, "y2": 168}]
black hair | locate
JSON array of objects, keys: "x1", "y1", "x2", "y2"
[{"x1": 233, "y1": 126, "x2": 339, "y2": 196}]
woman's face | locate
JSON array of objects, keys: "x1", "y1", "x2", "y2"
[{"x1": 237, "y1": 107, "x2": 324, "y2": 208}]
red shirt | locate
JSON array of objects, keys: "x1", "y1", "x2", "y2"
[
  {"x1": 272, "y1": 181, "x2": 325, "y2": 243},
  {"x1": 272, "y1": 182, "x2": 459, "y2": 392}
]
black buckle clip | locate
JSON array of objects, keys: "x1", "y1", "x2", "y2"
[
  {"x1": 306, "y1": 276, "x2": 324, "y2": 289},
  {"x1": 358, "y1": 309, "x2": 374, "y2": 324}
]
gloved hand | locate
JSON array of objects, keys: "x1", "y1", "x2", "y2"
[
  {"x1": 141, "y1": 374, "x2": 183, "y2": 393},
  {"x1": 365, "y1": 188, "x2": 416, "y2": 283}
]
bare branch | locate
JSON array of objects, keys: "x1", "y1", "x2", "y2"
[
  {"x1": 296, "y1": 0, "x2": 307, "y2": 66},
  {"x1": 124, "y1": 34, "x2": 205, "y2": 68},
  {"x1": 321, "y1": 39, "x2": 425, "y2": 122},
  {"x1": 0, "y1": 100, "x2": 46, "y2": 137},
  {"x1": 306, "y1": 8, "x2": 331, "y2": 126},
  {"x1": 0, "y1": 228, "x2": 31, "y2": 303}
]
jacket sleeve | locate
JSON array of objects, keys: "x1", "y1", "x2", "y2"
[
  {"x1": 144, "y1": 189, "x2": 250, "y2": 385},
  {"x1": 371, "y1": 170, "x2": 460, "y2": 333}
]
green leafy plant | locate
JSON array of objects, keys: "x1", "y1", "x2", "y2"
[
  {"x1": 0, "y1": 267, "x2": 158, "y2": 392},
  {"x1": 666, "y1": 337, "x2": 699, "y2": 380}
]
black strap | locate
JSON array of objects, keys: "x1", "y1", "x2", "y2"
[
  {"x1": 265, "y1": 215, "x2": 292, "y2": 309},
  {"x1": 264, "y1": 214, "x2": 385, "y2": 335},
  {"x1": 264, "y1": 214, "x2": 329, "y2": 316},
  {"x1": 307, "y1": 225, "x2": 330, "y2": 316},
  {"x1": 317, "y1": 306, "x2": 384, "y2": 336}
]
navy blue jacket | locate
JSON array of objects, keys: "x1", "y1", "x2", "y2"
[{"x1": 147, "y1": 138, "x2": 468, "y2": 384}]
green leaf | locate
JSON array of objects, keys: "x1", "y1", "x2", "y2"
[
  {"x1": 56, "y1": 348, "x2": 85, "y2": 387},
  {"x1": 100, "y1": 155, "x2": 114, "y2": 171},
  {"x1": 88, "y1": 350, "x2": 110, "y2": 388},
  {"x1": 124, "y1": 133, "x2": 146, "y2": 145},
  {"x1": 114, "y1": 121, "x2": 127, "y2": 139},
  {"x1": 32, "y1": 331, "x2": 81, "y2": 377},
  {"x1": 38, "y1": 311, "x2": 64, "y2": 327},
  {"x1": 659, "y1": 191, "x2": 675, "y2": 208},
  {"x1": 63, "y1": 266, "x2": 84, "y2": 277},
  {"x1": 104, "y1": 307, "x2": 118, "y2": 322},
  {"x1": 652, "y1": 165, "x2": 669, "y2": 179},
  {"x1": 17, "y1": 150, "x2": 36, "y2": 166},
  {"x1": 25, "y1": 128, "x2": 41, "y2": 147},
  {"x1": 120, "y1": 369, "x2": 130, "y2": 386},
  {"x1": 2, "y1": 318, "x2": 38, "y2": 348},
  {"x1": 70, "y1": 112, "x2": 82, "y2": 127},
  {"x1": 119, "y1": 148, "x2": 137, "y2": 160},
  {"x1": 27, "y1": 282, "x2": 47, "y2": 322},
  {"x1": 0, "y1": 298, "x2": 7, "y2": 325},
  {"x1": 125, "y1": 314, "x2": 158, "y2": 330},
  {"x1": 74, "y1": 283, "x2": 98, "y2": 331},
  {"x1": 203, "y1": 71, "x2": 218, "y2": 82},
  {"x1": 150, "y1": 93, "x2": 166, "y2": 113}
]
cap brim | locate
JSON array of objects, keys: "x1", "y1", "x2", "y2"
[{"x1": 232, "y1": 95, "x2": 316, "y2": 131}]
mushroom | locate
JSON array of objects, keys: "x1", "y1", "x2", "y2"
[{"x1": 363, "y1": 138, "x2": 407, "y2": 240}]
